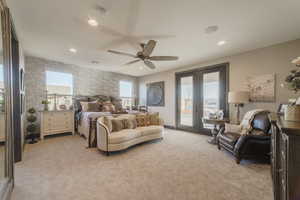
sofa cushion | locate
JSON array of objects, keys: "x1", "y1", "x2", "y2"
[
  {"x1": 136, "y1": 126, "x2": 164, "y2": 136},
  {"x1": 108, "y1": 129, "x2": 141, "y2": 144}
]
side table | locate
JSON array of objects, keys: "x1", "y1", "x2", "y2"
[{"x1": 202, "y1": 118, "x2": 229, "y2": 145}]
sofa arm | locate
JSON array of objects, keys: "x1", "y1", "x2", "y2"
[{"x1": 96, "y1": 118, "x2": 110, "y2": 151}]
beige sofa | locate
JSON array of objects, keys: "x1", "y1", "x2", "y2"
[{"x1": 96, "y1": 115, "x2": 164, "y2": 155}]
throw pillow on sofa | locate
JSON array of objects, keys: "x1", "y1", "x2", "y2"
[
  {"x1": 123, "y1": 118, "x2": 137, "y2": 129},
  {"x1": 136, "y1": 114, "x2": 148, "y2": 127},
  {"x1": 111, "y1": 119, "x2": 125, "y2": 132},
  {"x1": 148, "y1": 112, "x2": 160, "y2": 125}
]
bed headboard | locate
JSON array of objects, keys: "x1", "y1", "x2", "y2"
[{"x1": 73, "y1": 95, "x2": 120, "y2": 113}]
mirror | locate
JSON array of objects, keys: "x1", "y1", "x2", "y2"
[
  {"x1": 0, "y1": 10, "x2": 5, "y2": 182},
  {"x1": 0, "y1": 7, "x2": 6, "y2": 183}
]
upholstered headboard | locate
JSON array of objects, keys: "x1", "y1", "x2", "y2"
[{"x1": 73, "y1": 95, "x2": 122, "y2": 113}]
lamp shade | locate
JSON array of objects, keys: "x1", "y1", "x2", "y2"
[{"x1": 228, "y1": 91, "x2": 250, "y2": 104}]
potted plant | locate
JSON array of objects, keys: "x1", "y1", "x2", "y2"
[
  {"x1": 27, "y1": 108, "x2": 38, "y2": 144},
  {"x1": 284, "y1": 57, "x2": 300, "y2": 121},
  {"x1": 41, "y1": 100, "x2": 50, "y2": 111}
]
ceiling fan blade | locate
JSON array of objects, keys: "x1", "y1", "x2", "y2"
[
  {"x1": 144, "y1": 60, "x2": 156, "y2": 69},
  {"x1": 124, "y1": 59, "x2": 141, "y2": 65},
  {"x1": 143, "y1": 40, "x2": 156, "y2": 56},
  {"x1": 149, "y1": 56, "x2": 179, "y2": 61},
  {"x1": 107, "y1": 50, "x2": 137, "y2": 58}
]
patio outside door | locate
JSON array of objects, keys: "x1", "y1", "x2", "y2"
[{"x1": 176, "y1": 63, "x2": 229, "y2": 133}]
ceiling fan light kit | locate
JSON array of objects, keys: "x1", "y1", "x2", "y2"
[{"x1": 108, "y1": 40, "x2": 178, "y2": 69}]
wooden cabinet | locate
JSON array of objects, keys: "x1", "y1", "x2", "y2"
[
  {"x1": 271, "y1": 117, "x2": 300, "y2": 200},
  {"x1": 40, "y1": 111, "x2": 74, "y2": 140}
]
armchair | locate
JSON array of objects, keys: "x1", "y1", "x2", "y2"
[{"x1": 217, "y1": 111, "x2": 271, "y2": 164}]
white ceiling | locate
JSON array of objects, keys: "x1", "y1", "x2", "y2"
[{"x1": 7, "y1": 0, "x2": 300, "y2": 77}]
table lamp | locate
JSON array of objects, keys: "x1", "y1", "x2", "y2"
[{"x1": 228, "y1": 91, "x2": 250, "y2": 124}]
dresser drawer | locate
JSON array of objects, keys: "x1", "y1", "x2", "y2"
[{"x1": 41, "y1": 111, "x2": 74, "y2": 139}]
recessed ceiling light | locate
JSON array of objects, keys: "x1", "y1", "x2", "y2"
[
  {"x1": 91, "y1": 60, "x2": 99, "y2": 64},
  {"x1": 217, "y1": 40, "x2": 226, "y2": 46},
  {"x1": 69, "y1": 48, "x2": 77, "y2": 53},
  {"x1": 88, "y1": 18, "x2": 99, "y2": 27},
  {"x1": 205, "y1": 25, "x2": 218, "y2": 34}
]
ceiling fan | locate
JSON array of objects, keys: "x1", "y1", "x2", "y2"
[{"x1": 107, "y1": 40, "x2": 178, "y2": 69}]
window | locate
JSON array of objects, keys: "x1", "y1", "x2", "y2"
[
  {"x1": 119, "y1": 81, "x2": 134, "y2": 108},
  {"x1": 0, "y1": 65, "x2": 3, "y2": 89},
  {"x1": 46, "y1": 71, "x2": 73, "y2": 110}
]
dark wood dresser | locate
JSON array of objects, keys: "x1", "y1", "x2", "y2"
[{"x1": 271, "y1": 116, "x2": 300, "y2": 200}]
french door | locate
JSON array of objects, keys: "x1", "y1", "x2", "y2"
[{"x1": 176, "y1": 63, "x2": 229, "y2": 133}]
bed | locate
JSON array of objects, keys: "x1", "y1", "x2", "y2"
[
  {"x1": 77, "y1": 111, "x2": 111, "y2": 139},
  {"x1": 73, "y1": 95, "x2": 146, "y2": 147}
]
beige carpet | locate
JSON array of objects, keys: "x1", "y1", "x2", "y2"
[{"x1": 11, "y1": 129, "x2": 273, "y2": 200}]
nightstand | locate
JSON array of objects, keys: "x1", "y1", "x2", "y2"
[{"x1": 40, "y1": 110, "x2": 74, "y2": 140}]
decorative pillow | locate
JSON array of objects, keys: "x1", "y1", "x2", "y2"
[
  {"x1": 74, "y1": 97, "x2": 89, "y2": 111},
  {"x1": 103, "y1": 117, "x2": 113, "y2": 132},
  {"x1": 136, "y1": 114, "x2": 148, "y2": 127},
  {"x1": 225, "y1": 123, "x2": 242, "y2": 133},
  {"x1": 124, "y1": 118, "x2": 137, "y2": 129},
  {"x1": 80, "y1": 102, "x2": 101, "y2": 112},
  {"x1": 112, "y1": 99, "x2": 123, "y2": 112},
  {"x1": 103, "y1": 100, "x2": 112, "y2": 105},
  {"x1": 102, "y1": 103, "x2": 116, "y2": 112},
  {"x1": 148, "y1": 112, "x2": 160, "y2": 125},
  {"x1": 111, "y1": 119, "x2": 125, "y2": 132}
]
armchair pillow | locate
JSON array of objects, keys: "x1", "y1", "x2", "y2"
[{"x1": 225, "y1": 123, "x2": 242, "y2": 134}]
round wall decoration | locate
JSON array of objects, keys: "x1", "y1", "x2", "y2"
[{"x1": 147, "y1": 81, "x2": 165, "y2": 106}]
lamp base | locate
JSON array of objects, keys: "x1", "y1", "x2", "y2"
[{"x1": 235, "y1": 104, "x2": 243, "y2": 124}]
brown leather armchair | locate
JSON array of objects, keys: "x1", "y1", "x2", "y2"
[{"x1": 217, "y1": 112, "x2": 271, "y2": 164}]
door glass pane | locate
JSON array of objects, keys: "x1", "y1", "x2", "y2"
[
  {"x1": 180, "y1": 76, "x2": 193, "y2": 126},
  {"x1": 0, "y1": 15, "x2": 5, "y2": 180},
  {"x1": 203, "y1": 72, "x2": 219, "y2": 119}
]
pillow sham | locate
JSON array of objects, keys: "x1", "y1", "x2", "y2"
[
  {"x1": 80, "y1": 101, "x2": 101, "y2": 112},
  {"x1": 103, "y1": 103, "x2": 116, "y2": 112}
]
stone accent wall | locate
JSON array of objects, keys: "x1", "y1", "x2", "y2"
[{"x1": 25, "y1": 56, "x2": 138, "y2": 131}]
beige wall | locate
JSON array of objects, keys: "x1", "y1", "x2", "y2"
[{"x1": 139, "y1": 39, "x2": 300, "y2": 126}]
